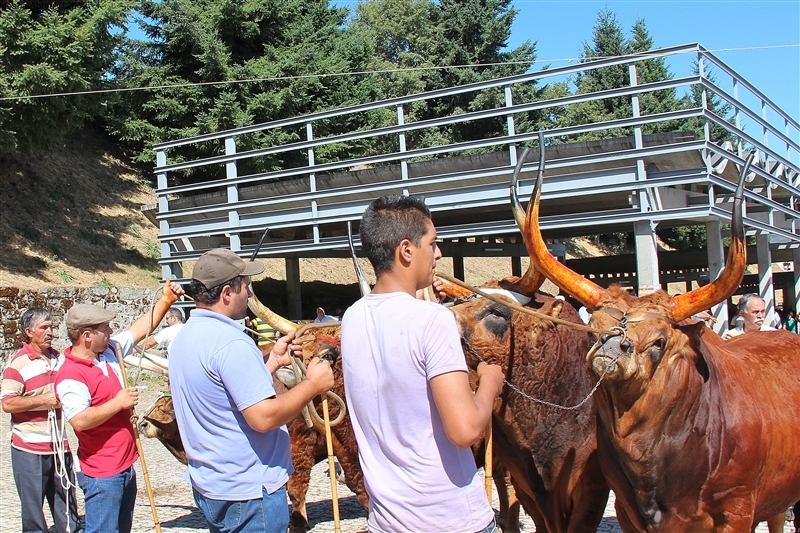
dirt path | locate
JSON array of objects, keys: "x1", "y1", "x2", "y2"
[{"x1": 0, "y1": 379, "x2": 787, "y2": 533}]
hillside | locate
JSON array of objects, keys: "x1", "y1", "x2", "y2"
[{"x1": 0, "y1": 129, "x2": 605, "y2": 298}]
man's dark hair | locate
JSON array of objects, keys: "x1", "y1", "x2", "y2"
[
  {"x1": 20, "y1": 307, "x2": 51, "y2": 342},
  {"x1": 359, "y1": 195, "x2": 432, "y2": 277},
  {"x1": 190, "y1": 276, "x2": 245, "y2": 305}
]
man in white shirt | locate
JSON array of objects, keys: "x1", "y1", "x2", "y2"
[
  {"x1": 143, "y1": 307, "x2": 185, "y2": 355},
  {"x1": 722, "y1": 294, "x2": 775, "y2": 339}
]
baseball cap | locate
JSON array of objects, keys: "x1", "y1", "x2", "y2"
[
  {"x1": 192, "y1": 248, "x2": 265, "y2": 288},
  {"x1": 66, "y1": 304, "x2": 117, "y2": 329}
]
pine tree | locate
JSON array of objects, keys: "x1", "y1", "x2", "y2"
[{"x1": 0, "y1": 0, "x2": 131, "y2": 151}]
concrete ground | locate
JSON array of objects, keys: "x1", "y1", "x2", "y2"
[{"x1": 0, "y1": 385, "x2": 790, "y2": 533}]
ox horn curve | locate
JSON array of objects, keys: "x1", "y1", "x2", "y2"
[
  {"x1": 669, "y1": 152, "x2": 752, "y2": 322},
  {"x1": 523, "y1": 131, "x2": 606, "y2": 309}
]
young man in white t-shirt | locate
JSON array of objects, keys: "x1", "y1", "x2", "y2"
[{"x1": 341, "y1": 195, "x2": 505, "y2": 533}]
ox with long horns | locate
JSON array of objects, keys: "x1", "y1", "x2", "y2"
[
  {"x1": 522, "y1": 138, "x2": 800, "y2": 532},
  {"x1": 435, "y1": 143, "x2": 610, "y2": 532}
]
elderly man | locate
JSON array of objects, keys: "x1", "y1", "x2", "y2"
[
  {"x1": 169, "y1": 248, "x2": 334, "y2": 533},
  {"x1": 1, "y1": 307, "x2": 82, "y2": 533},
  {"x1": 54, "y1": 281, "x2": 183, "y2": 533},
  {"x1": 143, "y1": 306, "x2": 185, "y2": 355},
  {"x1": 722, "y1": 293, "x2": 787, "y2": 532},
  {"x1": 722, "y1": 293, "x2": 775, "y2": 339}
]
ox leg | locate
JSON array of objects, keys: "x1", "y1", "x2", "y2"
[
  {"x1": 766, "y1": 512, "x2": 786, "y2": 533},
  {"x1": 494, "y1": 464, "x2": 520, "y2": 533}
]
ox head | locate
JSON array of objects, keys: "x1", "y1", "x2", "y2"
[{"x1": 521, "y1": 133, "x2": 751, "y2": 389}]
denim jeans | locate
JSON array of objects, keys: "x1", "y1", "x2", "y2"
[
  {"x1": 474, "y1": 519, "x2": 497, "y2": 533},
  {"x1": 76, "y1": 466, "x2": 136, "y2": 533},
  {"x1": 193, "y1": 485, "x2": 289, "y2": 533}
]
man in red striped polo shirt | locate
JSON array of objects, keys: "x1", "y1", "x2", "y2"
[{"x1": 1, "y1": 307, "x2": 82, "y2": 533}]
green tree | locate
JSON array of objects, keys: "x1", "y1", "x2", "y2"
[
  {"x1": 0, "y1": 0, "x2": 131, "y2": 151},
  {"x1": 106, "y1": 0, "x2": 378, "y2": 177},
  {"x1": 352, "y1": 0, "x2": 538, "y2": 154}
]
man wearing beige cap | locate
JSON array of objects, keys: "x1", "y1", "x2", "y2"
[
  {"x1": 54, "y1": 282, "x2": 183, "y2": 533},
  {"x1": 169, "y1": 248, "x2": 334, "y2": 533}
]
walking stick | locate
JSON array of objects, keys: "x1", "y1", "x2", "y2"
[
  {"x1": 321, "y1": 396, "x2": 342, "y2": 533},
  {"x1": 485, "y1": 419, "x2": 493, "y2": 505},
  {"x1": 117, "y1": 352, "x2": 162, "y2": 533}
]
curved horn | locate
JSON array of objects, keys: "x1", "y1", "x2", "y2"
[
  {"x1": 436, "y1": 274, "x2": 475, "y2": 300},
  {"x1": 348, "y1": 220, "x2": 371, "y2": 296},
  {"x1": 670, "y1": 153, "x2": 752, "y2": 321},
  {"x1": 508, "y1": 146, "x2": 546, "y2": 296},
  {"x1": 524, "y1": 131, "x2": 606, "y2": 308},
  {"x1": 248, "y1": 293, "x2": 298, "y2": 334}
]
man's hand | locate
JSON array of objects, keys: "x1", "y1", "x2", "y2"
[
  {"x1": 162, "y1": 279, "x2": 185, "y2": 304},
  {"x1": 476, "y1": 362, "x2": 505, "y2": 399},
  {"x1": 39, "y1": 390, "x2": 60, "y2": 408},
  {"x1": 304, "y1": 358, "x2": 334, "y2": 396},
  {"x1": 267, "y1": 331, "x2": 298, "y2": 372},
  {"x1": 115, "y1": 387, "x2": 139, "y2": 411}
]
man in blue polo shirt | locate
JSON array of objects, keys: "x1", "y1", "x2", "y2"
[{"x1": 169, "y1": 248, "x2": 334, "y2": 533}]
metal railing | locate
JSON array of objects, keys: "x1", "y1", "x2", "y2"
[{"x1": 151, "y1": 43, "x2": 800, "y2": 280}]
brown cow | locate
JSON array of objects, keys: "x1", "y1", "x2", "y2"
[
  {"x1": 522, "y1": 148, "x2": 800, "y2": 532},
  {"x1": 441, "y1": 276, "x2": 609, "y2": 532}
]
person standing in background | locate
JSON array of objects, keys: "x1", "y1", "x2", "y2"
[{"x1": 1, "y1": 307, "x2": 83, "y2": 533}]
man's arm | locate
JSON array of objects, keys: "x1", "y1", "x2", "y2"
[
  {"x1": 241, "y1": 358, "x2": 333, "y2": 432},
  {"x1": 1, "y1": 391, "x2": 59, "y2": 413},
  {"x1": 430, "y1": 362, "x2": 504, "y2": 448},
  {"x1": 67, "y1": 388, "x2": 139, "y2": 432},
  {"x1": 127, "y1": 281, "x2": 184, "y2": 346}
]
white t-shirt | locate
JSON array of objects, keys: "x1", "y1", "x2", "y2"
[
  {"x1": 722, "y1": 323, "x2": 776, "y2": 340},
  {"x1": 153, "y1": 323, "x2": 184, "y2": 354},
  {"x1": 341, "y1": 292, "x2": 493, "y2": 533}
]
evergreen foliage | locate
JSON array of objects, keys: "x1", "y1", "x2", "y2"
[{"x1": 0, "y1": 0, "x2": 131, "y2": 151}]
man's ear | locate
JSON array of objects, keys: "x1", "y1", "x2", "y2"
[
  {"x1": 397, "y1": 238, "x2": 414, "y2": 265},
  {"x1": 220, "y1": 284, "x2": 233, "y2": 303}
]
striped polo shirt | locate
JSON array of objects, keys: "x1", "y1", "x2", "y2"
[{"x1": 0, "y1": 343, "x2": 69, "y2": 454}]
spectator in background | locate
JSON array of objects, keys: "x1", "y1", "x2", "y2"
[
  {"x1": 251, "y1": 316, "x2": 276, "y2": 347},
  {"x1": 723, "y1": 294, "x2": 775, "y2": 339},
  {"x1": 314, "y1": 307, "x2": 336, "y2": 323},
  {"x1": 1, "y1": 307, "x2": 83, "y2": 533},
  {"x1": 784, "y1": 310, "x2": 798, "y2": 334},
  {"x1": 143, "y1": 307, "x2": 185, "y2": 355}
]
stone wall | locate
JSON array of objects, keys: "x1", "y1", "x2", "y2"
[{"x1": 0, "y1": 287, "x2": 160, "y2": 363}]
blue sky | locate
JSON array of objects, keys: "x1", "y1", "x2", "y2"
[{"x1": 333, "y1": 0, "x2": 798, "y2": 121}]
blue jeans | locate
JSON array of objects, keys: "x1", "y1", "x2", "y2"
[
  {"x1": 475, "y1": 520, "x2": 497, "y2": 533},
  {"x1": 193, "y1": 485, "x2": 289, "y2": 533},
  {"x1": 76, "y1": 466, "x2": 136, "y2": 533}
]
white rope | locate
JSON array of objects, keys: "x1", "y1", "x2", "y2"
[{"x1": 48, "y1": 407, "x2": 74, "y2": 533}]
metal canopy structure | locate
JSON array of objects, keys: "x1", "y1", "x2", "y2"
[{"x1": 145, "y1": 43, "x2": 800, "y2": 322}]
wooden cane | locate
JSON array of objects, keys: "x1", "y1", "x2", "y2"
[
  {"x1": 321, "y1": 396, "x2": 342, "y2": 533},
  {"x1": 485, "y1": 419, "x2": 493, "y2": 505},
  {"x1": 117, "y1": 353, "x2": 162, "y2": 533}
]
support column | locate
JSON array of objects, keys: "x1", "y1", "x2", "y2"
[
  {"x1": 286, "y1": 257, "x2": 302, "y2": 320},
  {"x1": 756, "y1": 234, "x2": 776, "y2": 327},
  {"x1": 634, "y1": 220, "x2": 660, "y2": 295},
  {"x1": 706, "y1": 220, "x2": 728, "y2": 335},
  {"x1": 511, "y1": 256, "x2": 522, "y2": 278},
  {"x1": 791, "y1": 248, "x2": 800, "y2": 314},
  {"x1": 453, "y1": 256, "x2": 465, "y2": 281}
]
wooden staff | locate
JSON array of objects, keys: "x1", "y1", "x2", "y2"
[
  {"x1": 485, "y1": 419, "x2": 493, "y2": 505},
  {"x1": 321, "y1": 396, "x2": 342, "y2": 533},
  {"x1": 118, "y1": 352, "x2": 162, "y2": 533}
]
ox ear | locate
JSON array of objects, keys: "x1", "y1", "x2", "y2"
[{"x1": 550, "y1": 299, "x2": 563, "y2": 319}]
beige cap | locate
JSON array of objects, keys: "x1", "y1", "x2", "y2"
[
  {"x1": 66, "y1": 304, "x2": 117, "y2": 329},
  {"x1": 193, "y1": 248, "x2": 265, "y2": 288}
]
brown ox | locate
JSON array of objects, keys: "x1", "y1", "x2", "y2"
[
  {"x1": 522, "y1": 147, "x2": 800, "y2": 532},
  {"x1": 137, "y1": 336, "x2": 368, "y2": 533}
]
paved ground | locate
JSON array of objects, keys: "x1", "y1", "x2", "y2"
[{"x1": 0, "y1": 383, "x2": 790, "y2": 533}]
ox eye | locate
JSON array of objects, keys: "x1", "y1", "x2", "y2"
[{"x1": 652, "y1": 339, "x2": 665, "y2": 351}]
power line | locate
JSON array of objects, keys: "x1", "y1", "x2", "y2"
[{"x1": 0, "y1": 43, "x2": 797, "y2": 102}]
